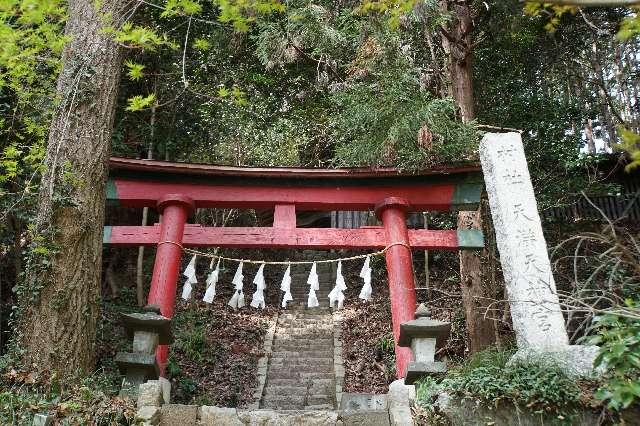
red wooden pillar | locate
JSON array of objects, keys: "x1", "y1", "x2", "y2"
[
  {"x1": 375, "y1": 197, "x2": 417, "y2": 379},
  {"x1": 147, "y1": 194, "x2": 195, "y2": 376}
]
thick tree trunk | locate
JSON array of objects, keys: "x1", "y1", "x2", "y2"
[
  {"x1": 20, "y1": 0, "x2": 124, "y2": 374},
  {"x1": 440, "y1": 0, "x2": 498, "y2": 353}
]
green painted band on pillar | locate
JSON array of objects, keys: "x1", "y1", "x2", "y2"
[
  {"x1": 450, "y1": 183, "x2": 482, "y2": 211},
  {"x1": 105, "y1": 179, "x2": 120, "y2": 206},
  {"x1": 456, "y1": 229, "x2": 484, "y2": 249},
  {"x1": 103, "y1": 226, "x2": 112, "y2": 244}
]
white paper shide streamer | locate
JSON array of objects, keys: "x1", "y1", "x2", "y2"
[
  {"x1": 228, "y1": 262, "x2": 245, "y2": 309},
  {"x1": 280, "y1": 265, "x2": 293, "y2": 308},
  {"x1": 250, "y1": 264, "x2": 267, "y2": 309},
  {"x1": 203, "y1": 259, "x2": 220, "y2": 304},
  {"x1": 358, "y1": 255, "x2": 372, "y2": 301},
  {"x1": 181, "y1": 255, "x2": 198, "y2": 300},
  {"x1": 328, "y1": 261, "x2": 347, "y2": 309},
  {"x1": 307, "y1": 262, "x2": 320, "y2": 308}
]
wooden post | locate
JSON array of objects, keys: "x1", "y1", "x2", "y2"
[
  {"x1": 375, "y1": 197, "x2": 417, "y2": 379},
  {"x1": 147, "y1": 194, "x2": 194, "y2": 376}
]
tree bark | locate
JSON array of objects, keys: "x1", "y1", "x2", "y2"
[
  {"x1": 136, "y1": 102, "x2": 157, "y2": 306},
  {"x1": 440, "y1": 0, "x2": 498, "y2": 353},
  {"x1": 20, "y1": 0, "x2": 124, "y2": 374}
]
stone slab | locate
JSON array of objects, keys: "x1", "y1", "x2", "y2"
[
  {"x1": 160, "y1": 404, "x2": 197, "y2": 426},
  {"x1": 339, "y1": 394, "x2": 388, "y2": 411},
  {"x1": 387, "y1": 379, "x2": 414, "y2": 426},
  {"x1": 116, "y1": 352, "x2": 158, "y2": 372},
  {"x1": 398, "y1": 320, "x2": 450, "y2": 347},
  {"x1": 404, "y1": 361, "x2": 447, "y2": 385},
  {"x1": 122, "y1": 312, "x2": 173, "y2": 344},
  {"x1": 237, "y1": 409, "x2": 339, "y2": 425},
  {"x1": 340, "y1": 410, "x2": 390, "y2": 426},
  {"x1": 158, "y1": 376, "x2": 171, "y2": 404},
  {"x1": 200, "y1": 406, "x2": 243, "y2": 425},
  {"x1": 138, "y1": 380, "x2": 164, "y2": 408},
  {"x1": 136, "y1": 406, "x2": 161, "y2": 425},
  {"x1": 32, "y1": 414, "x2": 53, "y2": 426}
]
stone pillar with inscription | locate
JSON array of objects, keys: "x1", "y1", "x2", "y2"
[{"x1": 480, "y1": 132, "x2": 598, "y2": 376}]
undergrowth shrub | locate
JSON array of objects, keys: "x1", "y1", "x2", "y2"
[
  {"x1": 0, "y1": 366, "x2": 135, "y2": 424},
  {"x1": 416, "y1": 348, "x2": 591, "y2": 419},
  {"x1": 586, "y1": 304, "x2": 640, "y2": 411}
]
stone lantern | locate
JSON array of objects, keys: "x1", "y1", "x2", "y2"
[
  {"x1": 398, "y1": 303, "x2": 450, "y2": 384},
  {"x1": 116, "y1": 305, "x2": 173, "y2": 396}
]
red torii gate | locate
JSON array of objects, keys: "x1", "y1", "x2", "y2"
[{"x1": 104, "y1": 157, "x2": 484, "y2": 379}]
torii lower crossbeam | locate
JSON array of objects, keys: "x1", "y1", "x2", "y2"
[{"x1": 104, "y1": 225, "x2": 484, "y2": 250}]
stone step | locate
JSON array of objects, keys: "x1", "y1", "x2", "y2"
[
  {"x1": 266, "y1": 372, "x2": 335, "y2": 381},
  {"x1": 267, "y1": 365, "x2": 335, "y2": 375},
  {"x1": 264, "y1": 378, "x2": 334, "y2": 387},
  {"x1": 273, "y1": 329, "x2": 333, "y2": 333},
  {"x1": 304, "y1": 404, "x2": 336, "y2": 410},
  {"x1": 262, "y1": 382, "x2": 334, "y2": 396},
  {"x1": 277, "y1": 314, "x2": 334, "y2": 320},
  {"x1": 270, "y1": 349, "x2": 333, "y2": 356},
  {"x1": 269, "y1": 349, "x2": 333, "y2": 356},
  {"x1": 235, "y1": 409, "x2": 339, "y2": 425},
  {"x1": 261, "y1": 395, "x2": 335, "y2": 409},
  {"x1": 269, "y1": 358, "x2": 333, "y2": 366},
  {"x1": 272, "y1": 337, "x2": 333, "y2": 343}
]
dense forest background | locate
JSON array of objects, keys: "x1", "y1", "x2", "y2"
[{"x1": 0, "y1": 0, "x2": 639, "y2": 422}]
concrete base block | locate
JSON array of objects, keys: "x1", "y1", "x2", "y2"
[
  {"x1": 32, "y1": 414, "x2": 53, "y2": 426},
  {"x1": 158, "y1": 377, "x2": 171, "y2": 404},
  {"x1": 388, "y1": 379, "x2": 415, "y2": 426},
  {"x1": 340, "y1": 393, "x2": 390, "y2": 426},
  {"x1": 340, "y1": 410, "x2": 390, "y2": 426},
  {"x1": 200, "y1": 406, "x2": 243, "y2": 425},
  {"x1": 136, "y1": 406, "x2": 161, "y2": 425},
  {"x1": 510, "y1": 345, "x2": 601, "y2": 377},
  {"x1": 160, "y1": 404, "x2": 197, "y2": 426},
  {"x1": 138, "y1": 381, "x2": 164, "y2": 408}
]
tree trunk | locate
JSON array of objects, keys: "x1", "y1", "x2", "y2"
[
  {"x1": 20, "y1": 0, "x2": 124, "y2": 374},
  {"x1": 136, "y1": 102, "x2": 157, "y2": 306},
  {"x1": 440, "y1": 0, "x2": 498, "y2": 353}
]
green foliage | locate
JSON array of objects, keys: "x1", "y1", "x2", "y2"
[
  {"x1": 523, "y1": 2, "x2": 577, "y2": 32},
  {"x1": 586, "y1": 304, "x2": 640, "y2": 411},
  {"x1": 417, "y1": 348, "x2": 588, "y2": 417},
  {"x1": 616, "y1": 8, "x2": 640, "y2": 41},
  {"x1": 110, "y1": 22, "x2": 175, "y2": 50},
  {"x1": 216, "y1": 0, "x2": 285, "y2": 31},
  {"x1": 162, "y1": 0, "x2": 203, "y2": 17},
  {"x1": 124, "y1": 60, "x2": 145, "y2": 81},
  {"x1": 193, "y1": 37, "x2": 211, "y2": 50},
  {"x1": 376, "y1": 334, "x2": 394, "y2": 353},
  {"x1": 331, "y1": 57, "x2": 478, "y2": 169},
  {"x1": 613, "y1": 126, "x2": 640, "y2": 172},
  {"x1": 0, "y1": 366, "x2": 134, "y2": 424},
  {"x1": 125, "y1": 93, "x2": 156, "y2": 111},
  {"x1": 356, "y1": 0, "x2": 418, "y2": 28}
]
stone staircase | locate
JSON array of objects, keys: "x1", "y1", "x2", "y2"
[
  {"x1": 259, "y1": 309, "x2": 337, "y2": 410},
  {"x1": 259, "y1": 253, "x2": 339, "y2": 410}
]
